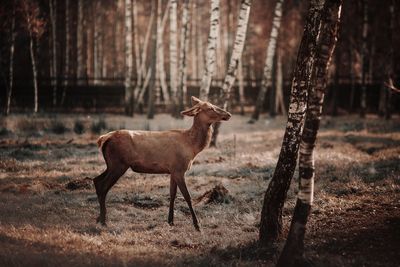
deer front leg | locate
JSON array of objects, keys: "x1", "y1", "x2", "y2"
[
  {"x1": 172, "y1": 172, "x2": 200, "y2": 231},
  {"x1": 168, "y1": 177, "x2": 177, "y2": 225}
]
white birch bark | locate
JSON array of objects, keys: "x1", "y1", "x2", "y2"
[
  {"x1": 197, "y1": 6, "x2": 204, "y2": 84},
  {"x1": 125, "y1": 0, "x2": 134, "y2": 115},
  {"x1": 199, "y1": 0, "x2": 220, "y2": 100},
  {"x1": 251, "y1": 0, "x2": 284, "y2": 121},
  {"x1": 155, "y1": 0, "x2": 162, "y2": 104},
  {"x1": 169, "y1": 0, "x2": 178, "y2": 107},
  {"x1": 190, "y1": 1, "x2": 197, "y2": 82},
  {"x1": 5, "y1": 2, "x2": 16, "y2": 115},
  {"x1": 29, "y1": 33, "x2": 39, "y2": 113},
  {"x1": 178, "y1": 0, "x2": 190, "y2": 111},
  {"x1": 49, "y1": 0, "x2": 57, "y2": 106},
  {"x1": 133, "y1": 0, "x2": 142, "y2": 91},
  {"x1": 220, "y1": 0, "x2": 252, "y2": 108}
]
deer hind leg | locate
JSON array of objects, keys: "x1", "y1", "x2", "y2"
[
  {"x1": 168, "y1": 177, "x2": 177, "y2": 225},
  {"x1": 173, "y1": 173, "x2": 200, "y2": 231},
  {"x1": 94, "y1": 165, "x2": 128, "y2": 225}
]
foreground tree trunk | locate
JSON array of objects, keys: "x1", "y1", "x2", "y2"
[
  {"x1": 259, "y1": 0, "x2": 325, "y2": 245},
  {"x1": 210, "y1": 0, "x2": 252, "y2": 147},
  {"x1": 198, "y1": 0, "x2": 220, "y2": 100},
  {"x1": 49, "y1": 0, "x2": 57, "y2": 106},
  {"x1": 359, "y1": 0, "x2": 368, "y2": 118},
  {"x1": 250, "y1": 0, "x2": 284, "y2": 122},
  {"x1": 125, "y1": 0, "x2": 134, "y2": 116},
  {"x1": 277, "y1": 1, "x2": 342, "y2": 266},
  {"x1": 5, "y1": 2, "x2": 16, "y2": 116},
  {"x1": 177, "y1": 0, "x2": 190, "y2": 115}
]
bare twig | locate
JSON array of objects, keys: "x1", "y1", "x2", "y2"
[{"x1": 384, "y1": 78, "x2": 400, "y2": 93}]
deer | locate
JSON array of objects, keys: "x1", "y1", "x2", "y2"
[{"x1": 93, "y1": 96, "x2": 231, "y2": 231}]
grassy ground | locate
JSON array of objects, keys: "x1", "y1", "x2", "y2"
[{"x1": 0, "y1": 114, "x2": 399, "y2": 267}]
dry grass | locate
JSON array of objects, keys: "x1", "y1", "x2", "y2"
[{"x1": 0, "y1": 114, "x2": 399, "y2": 267}]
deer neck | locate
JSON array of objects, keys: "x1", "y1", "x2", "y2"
[{"x1": 188, "y1": 116, "x2": 213, "y2": 155}]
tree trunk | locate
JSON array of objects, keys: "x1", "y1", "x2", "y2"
[
  {"x1": 29, "y1": 33, "x2": 39, "y2": 113},
  {"x1": 210, "y1": 0, "x2": 252, "y2": 147},
  {"x1": 147, "y1": 0, "x2": 158, "y2": 119},
  {"x1": 125, "y1": 0, "x2": 134, "y2": 116},
  {"x1": 275, "y1": 47, "x2": 286, "y2": 116},
  {"x1": 359, "y1": 0, "x2": 368, "y2": 118},
  {"x1": 5, "y1": 2, "x2": 16, "y2": 116},
  {"x1": 259, "y1": 0, "x2": 325, "y2": 245},
  {"x1": 49, "y1": 0, "x2": 57, "y2": 106},
  {"x1": 61, "y1": 0, "x2": 70, "y2": 106},
  {"x1": 250, "y1": 0, "x2": 284, "y2": 122},
  {"x1": 154, "y1": 0, "x2": 162, "y2": 105},
  {"x1": 197, "y1": 6, "x2": 204, "y2": 86},
  {"x1": 238, "y1": 59, "x2": 245, "y2": 115},
  {"x1": 76, "y1": 0, "x2": 86, "y2": 85},
  {"x1": 277, "y1": 1, "x2": 342, "y2": 266},
  {"x1": 158, "y1": 0, "x2": 170, "y2": 105},
  {"x1": 169, "y1": 0, "x2": 178, "y2": 114},
  {"x1": 133, "y1": 0, "x2": 142, "y2": 110},
  {"x1": 198, "y1": 0, "x2": 220, "y2": 100},
  {"x1": 190, "y1": 1, "x2": 197, "y2": 83},
  {"x1": 177, "y1": 0, "x2": 190, "y2": 116}
]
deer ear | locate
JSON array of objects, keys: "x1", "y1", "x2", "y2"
[
  {"x1": 191, "y1": 96, "x2": 202, "y2": 106},
  {"x1": 181, "y1": 106, "x2": 200, "y2": 117}
]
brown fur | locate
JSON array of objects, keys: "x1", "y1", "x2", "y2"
[{"x1": 93, "y1": 96, "x2": 231, "y2": 230}]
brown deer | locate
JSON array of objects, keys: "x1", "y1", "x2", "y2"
[{"x1": 93, "y1": 96, "x2": 231, "y2": 231}]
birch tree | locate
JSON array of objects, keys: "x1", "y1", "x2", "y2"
[
  {"x1": 250, "y1": 0, "x2": 284, "y2": 122},
  {"x1": 275, "y1": 47, "x2": 286, "y2": 116},
  {"x1": 133, "y1": 0, "x2": 142, "y2": 104},
  {"x1": 147, "y1": 0, "x2": 158, "y2": 119},
  {"x1": 20, "y1": 0, "x2": 46, "y2": 113},
  {"x1": 5, "y1": 1, "x2": 16, "y2": 116},
  {"x1": 125, "y1": 0, "x2": 134, "y2": 115},
  {"x1": 259, "y1": 0, "x2": 325, "y2": 245},
  {"x1": 169, "y1": 0, "x2": 178, "y2": 113},
  {"x1": 210, "y1": 0, "x2": 252, "y2": 147},
  {"x1": 278, "y1": 1, "x2": 342, "y2": 265},
  {"x1": 177, "y1": 0, "x2": 190, "y2": 115},
  {"x1": 359, "y1": 0, "x2": 368, "y2": 118},
  {"x1": 61, "y1": 0, "x2": 70, "y2": 105},
  {"x1": 49, "y1": 0, "x2": 57, "y2": 106},
  {"x1": 198, "y1": 0, "x2": 220, "y2": 100}
]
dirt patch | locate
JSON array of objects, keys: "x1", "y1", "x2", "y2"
[
  {"x1": 196, "y1": 184, "x2": 233, "y2": 204},
  {"x1": 65, "y1": 177, "x2": 93, "y2": 190}
]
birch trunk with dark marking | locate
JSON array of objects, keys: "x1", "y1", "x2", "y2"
[
  {"x1": 49, "y1": 0, "x2": 57, "y2": 106},
  {"x1": 250, "y1": 0, "x2": 284, "y2": 122},
  {"x1": 76, "y1": 0, "x2": 86, "y2": 84},
  {"x1": 147, "y1": 0, "x2": 158, "y2": 119},
  {"x1": 177, "y1": 0, "x2": 190, "y2": 116},
  {"x1": 198, "y1": 0, "x2": 220, "y2": 100},
  {"x1": 5, "y1": 2, "x2": 16, "y2": 116},
  {"x1": 29, "y1": 32, "x2": 39, "y2": 113},
  {"x1": 61, "y1": 0, "x2": 70, "y2": 105},
  {"x1": 277, "y1": 1, "x2": 341, "y2": 265},
  {"x1": 259, "y1": 0, "x2": 325, "y2": 245},
  {"x1": 210, "y1": 0, "x2": 251, "y2": 147},
  {"x1": 359, "y1": 0, "x2": 368, "y2": 118},
  {"x1": 158, "y1": 0, "x2": 170, "y2": 105},
  {"x1": 169, "y1": 0, "x2": 178, "y2": 113},
  {"x1": 125, "y1": 0, "x2": 134, "y2": 116}
]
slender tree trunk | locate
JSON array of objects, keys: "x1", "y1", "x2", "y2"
[
  {"x1": 197, "y1": 6, "x2": 204, "y2": 86},
  {"x1": 61, "y1": 0, "x2": 70, "y2": 106},
  {"x1": 275, "y1": 47, "x2": 286, "y2": 116},
  {"x1": 133, "y1": 0, "x2": 142, "y2": 109},
  {"x1": 250, "y1": 0, "x2": 284, "y2": 122},
  {"x1": 76, "y1": 0, "x2": 86, "y2": 84},
  {"x1": 169, "y1": 0, "x2": 178, "y2": 114},
  {"x1": 125, "y1": 0, "x2": 134, "y2": 116},
  {"x1": 49, "y1": 0, "x2": 57, "y2": 106},
  {"x1": 154, "y1": 0, "x2": 162, "y2": 105},
  {"x1": 210, "y1": 0, "x2": 252, "y2": 147},
  {"x1": 177, "y1": 0, "x2": 190, "y2": 116},
  {"x1": 259, "y1": 0, "x2": 325, "y2": 245},
  {"x1": 238, "y1": 59, "x2": 245, "y2": 115},
  {"x1": 359, "y1": 0, "x2": 368, "y2": 118},
  {"x1": 5, "y1": 2, "x2": 16, "y2": 116},
  {"x1": 190, "y1": 1, "x2": 197, "y2": 83},
  {"x1": 158, "y1": 1, "x2": 170, "y2": 105},
  {"x1": 277, "y1": 1, "x2": 341, "y2": 266},
  {"x1": 29, "y1": 33, "x2": 39, "y2": 113},
  {"x1": 198, "y1": 0, "x2": 220, "y2": 100},
  {"x1": 147, "y1": 0, "x2": 158, "y2": 119}
]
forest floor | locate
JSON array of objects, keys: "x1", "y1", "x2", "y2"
[{"x1": 0, "y1": 113, "x2": 399, "y2": 267}]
